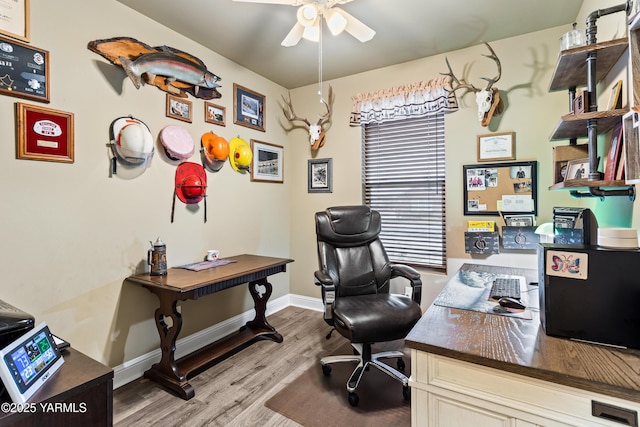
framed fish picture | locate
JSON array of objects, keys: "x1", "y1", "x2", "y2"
[
  {"x1": 233, "y1": 83, "x2": 265, "y2": 132},
  {"x1": 0, "y1": 35, "x2": 49, "y2": 103}
]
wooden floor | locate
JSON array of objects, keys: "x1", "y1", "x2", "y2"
[{"x1": 113, "y1": 306, "x2": 348, "y2": 426}]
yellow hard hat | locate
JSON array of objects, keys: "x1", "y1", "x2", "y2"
[{"x1": 228, "y1": 136, "x2": 252, "y2": 173}]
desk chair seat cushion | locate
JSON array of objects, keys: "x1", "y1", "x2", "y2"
[{"x1": 333, "y1": 294, "x2": 422, "y2": 343}]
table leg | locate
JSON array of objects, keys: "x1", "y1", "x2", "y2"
[
  {"x1": 144, "y1": 290, "x2": 194, "y2": 400},
  {"x1": 244, "y1": 278, "x2": 284, "y2": 343}
]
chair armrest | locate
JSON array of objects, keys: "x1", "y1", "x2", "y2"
[
  {"x1": 390, "y1": 263, "x2": 422, "y2": 304},
  {"x1": 314, "y1": 270, "x2": 335, "y2": 323},
  {"x1": 314, "y1": 270, "x2": 334, "y2": 289}
]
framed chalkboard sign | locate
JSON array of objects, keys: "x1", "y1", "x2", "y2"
[{"x1": 0, "y1": 35, "x2": 49, "y2": 103}]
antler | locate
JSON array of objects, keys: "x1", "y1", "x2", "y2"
[
  {"x1": 282, "y1": 92, "x2": 311, "y2": 129},
  {"x1": 441, "y1": 57, "x2": 480, "y2": 95},
  {"x1": 316, "y1": 85, "x2": 333, "y2": 126},
  {"x1": 479, "y1": 42, "x2": 501, "y2": 91},
  {"x1": 440, "y1": 41, "x2": 502, "y2": 93}
]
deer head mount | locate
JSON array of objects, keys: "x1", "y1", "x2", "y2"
[
  {"x1": 282, "y1": 85, "x2": 333, "y2": 151},
  {"x1": 441, "y1": 42, "x2": 504, "y2": 127}
]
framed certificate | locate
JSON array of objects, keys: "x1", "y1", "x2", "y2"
[
  {"x1": 477, "y1": 132, "x2": 515, "y2": 162},
  {"x1": 0, "y1": 0, "x2": 29, "y2": 42}
]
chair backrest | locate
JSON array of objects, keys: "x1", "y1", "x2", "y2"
[{"x1": 315, "y1": 206, "x2": 392, "y2": 297}]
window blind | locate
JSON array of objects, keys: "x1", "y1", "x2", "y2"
[{"x1": 362, "y1": 113, "x2": 446, "y2": 270}]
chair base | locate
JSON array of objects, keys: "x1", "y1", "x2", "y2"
[{"x1": 320, "y1": 342, "x2": 410, "y2": 404}]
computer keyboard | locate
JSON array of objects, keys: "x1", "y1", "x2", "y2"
[{"x1": 489, "y1": 278, "x2": 521, "y2": 300}]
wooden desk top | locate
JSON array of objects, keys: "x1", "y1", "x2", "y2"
[
  {"x1": 406, "y1": 263, "x2": 640, "y2": 403},
  {"x1": 0, "y1": 347, "x2": 113, "y2": 425},
  {"x1": 125, "y1": 254, "x2": 294, "y2": 294}
]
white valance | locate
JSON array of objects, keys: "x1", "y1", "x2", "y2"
[{"x1": 349, "y1": 77, "x2": 458, "y2": 126}]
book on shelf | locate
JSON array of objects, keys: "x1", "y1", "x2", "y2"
[
  {"x1": 604, "y1": 122, "x2": 623, "y2": 181},
  {"x1": 616, "y1": 148, "x2": 626, "y2": 181}
]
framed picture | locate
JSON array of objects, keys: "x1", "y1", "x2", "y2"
[
  {"x1": 16, "y1": 102, "x2": 74, "y2": 163},
  {"x1": 166, "y1": 94, "x2": 192, "y2": 123},
  {"x1": 204, "y1": 102, "x2": 225, "y2": 126},
  {"x1": 463, "y1": 160, "x2": 537, "y2": 216},
  {"x1": 234, "y1": 83, "x2": 265, "y2": 132},
  {"x1": 0, "y1": 0, "x2": 29, "y2": 42},
  {"x1": 250, "y1": 140, "x2": 283, "y2": 183},
  {"x1": 608, "y1": 80, "x2": 623, "y2": 110},
  {"x1": 477, "y1": 132, "x2": 515, "y2": 162},
  {"x1": 308, "y1": 158, "x2": 333, "y2": 193},
  {"x1": 0, "y1": 36, "x2": 49, "y2": 103},
  {"x1": 565, "y1": 158, "x2": 589, "y2": 181}
]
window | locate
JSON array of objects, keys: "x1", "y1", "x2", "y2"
[{"x1": 362, "y1": 113, "x2": 446, "y2": 270}]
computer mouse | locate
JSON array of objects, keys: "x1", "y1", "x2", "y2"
[{"x1": 498, "y1": 297, "x2": 526, "y2": 310}]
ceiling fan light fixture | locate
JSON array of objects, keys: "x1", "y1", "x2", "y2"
[
  {"x1": 302, "y1": 24, "x2": 320, "y2": 42},
  {"x1": 296, "y1": 4, "x2": 319, "y2": 27},
  {"x1": 325, "y1": 9, "x2": 347, "y2": 36}
]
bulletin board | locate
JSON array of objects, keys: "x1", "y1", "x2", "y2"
[{"x1": 463, "y1": 161, "x2": 538, "y2": 216}]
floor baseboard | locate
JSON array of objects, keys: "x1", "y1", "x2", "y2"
[{"x1": 112, "y1": 294, "x2": 323, "y2": 389}]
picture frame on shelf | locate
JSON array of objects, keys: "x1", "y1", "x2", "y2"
[
  {"x1": 250, "y1": 140, "x2": 283, "y2": 183},
  {"x1": 166, "y1": 94, "x2": 192, "y2": 123},
  {"x1": 608, "y1": 80, "x2": 623, "y2": 110},
  {"x1": 0, "y1": 0, "x2": 29, "y2": 42},
  {"x1": 308, "y1": 158, "x2": 333, "y2": 193},
  {"x1": 477, "y1": 132, "x2": 515, "y2": 162},
  {"x1": 573, "y1": 90, "x2": 588, "y2": 114},
  {"x1": 0, "y1": 35, "x2": 49, "y2": 103},
  {"x1": 604, "y1": 122, "x2": 623, "y2": 180},
  {"x1": 16, "y1": 102, "x2": 74, "y2": 163},
  {"x1": 565, "y1": 158, "x2": 589, "y2": 181},
  {"x1": 204, "y1": 102, "x2": 225, "y2": 126},
  {"x1": 234, "y1": 83, "x2": 265, "y2": 132}
]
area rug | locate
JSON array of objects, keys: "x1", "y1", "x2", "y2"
[{"x1": 265, "y1": 344, "x2": 410, "y2": 427}]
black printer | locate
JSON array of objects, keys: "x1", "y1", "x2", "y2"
[
  {"x1": 538, "y1": 244, "x2": 640, "y2": 349},
  {"x1": 0, "y1": 300, "x2": 34, "y2": 349}
]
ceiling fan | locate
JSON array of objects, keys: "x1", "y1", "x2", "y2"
[{"x1": 232, "y1": 0, "x2": 376, "y2": 46}]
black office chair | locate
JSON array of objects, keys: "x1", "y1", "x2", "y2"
[{"x1": 314, "y1": 205, "x2": 423, "y2": 406}]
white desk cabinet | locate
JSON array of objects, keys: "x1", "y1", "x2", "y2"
[
  {"x1": 410, "y1": 352, "x2": 640, "y2": 427},
  {"x1": 406, "y1": 264, "x2": 640, "y2": 427}
]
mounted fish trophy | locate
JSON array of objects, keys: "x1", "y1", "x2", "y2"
[
  {"x1": 441, "y1": 42, "x2": 503, "y2": 127},
  {"x1": 88, "y1": 37, "x2": 222, "y2": 100},
  {"x1": 282, "y1": 85, "x2": 333, "y2": 151}
]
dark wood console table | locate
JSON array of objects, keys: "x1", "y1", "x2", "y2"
[
  {"x1": 0, "y1": 347, "x2": 113, "y2": 427},
  {"x1": 124, "y1": 254, "x2": 293, "y2": 400}
]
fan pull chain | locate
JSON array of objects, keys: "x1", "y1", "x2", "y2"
[{"x1": 318, "y1": 15, "x2": 323, "y2": 103}]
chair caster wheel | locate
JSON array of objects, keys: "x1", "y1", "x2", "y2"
[
  {"x1": 397, "y1": 357, "x2": 405, "y2": 371},
  {"x1": 321, "y1": 364, "x2": 332, "y2": 376},
  {"x1": 348, "y1": 392, "x2": 359, "y2": 406},
  {"x1": 403, "y1": 385, "x2": 411, "y2": 401}
]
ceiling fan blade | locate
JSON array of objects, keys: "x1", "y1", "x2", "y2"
[
  {"x1": 337, "y1": 8, "x2": 375, "y2": 42},
  {"x1": 281, "y1": 21, "x2": 305, "y2": 46},
  {"x1": 232, "y1": 0, "x2": 298, "y2": 4}
]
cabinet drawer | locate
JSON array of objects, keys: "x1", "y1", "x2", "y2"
[{"x1": 411, "y1": 351, "x2": 640, "y2": 426}]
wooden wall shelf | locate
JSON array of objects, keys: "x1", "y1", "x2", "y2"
[
  {"x1": 549, "y1": 178, "x2": 629, "y2": 190},
  {"x1": 548, "y1": 38, "x2": 628, "y2": 91},
  {"x1": 549, "y1": 108, "x2": 628, "y2": 140}
]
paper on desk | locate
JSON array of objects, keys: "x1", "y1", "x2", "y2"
[{"x1": 176, "y1": 259, "x2": 236, "y2": 271}]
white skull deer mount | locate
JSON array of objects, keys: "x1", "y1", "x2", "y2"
[
  {"x1": 282, "y1": 85, "x2": 332, "y2": 151},
  {"x1": 442, "y1": 42, "x2": 504, "y2": 127}
]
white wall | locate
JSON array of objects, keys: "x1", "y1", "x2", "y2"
[
  {"x1": 0, "y1": 0, "x2": 291, "y2": 367},
  {"x1": 287, "y1": 0, "x2": 635, "y2": 306},
  {"x1": 1, "y1": 0, "x2": 633, "y2": 373}
]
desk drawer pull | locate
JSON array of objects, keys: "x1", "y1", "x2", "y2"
[{"x1": 592, "y1": 401, "x2": 638, "y2": 426}]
